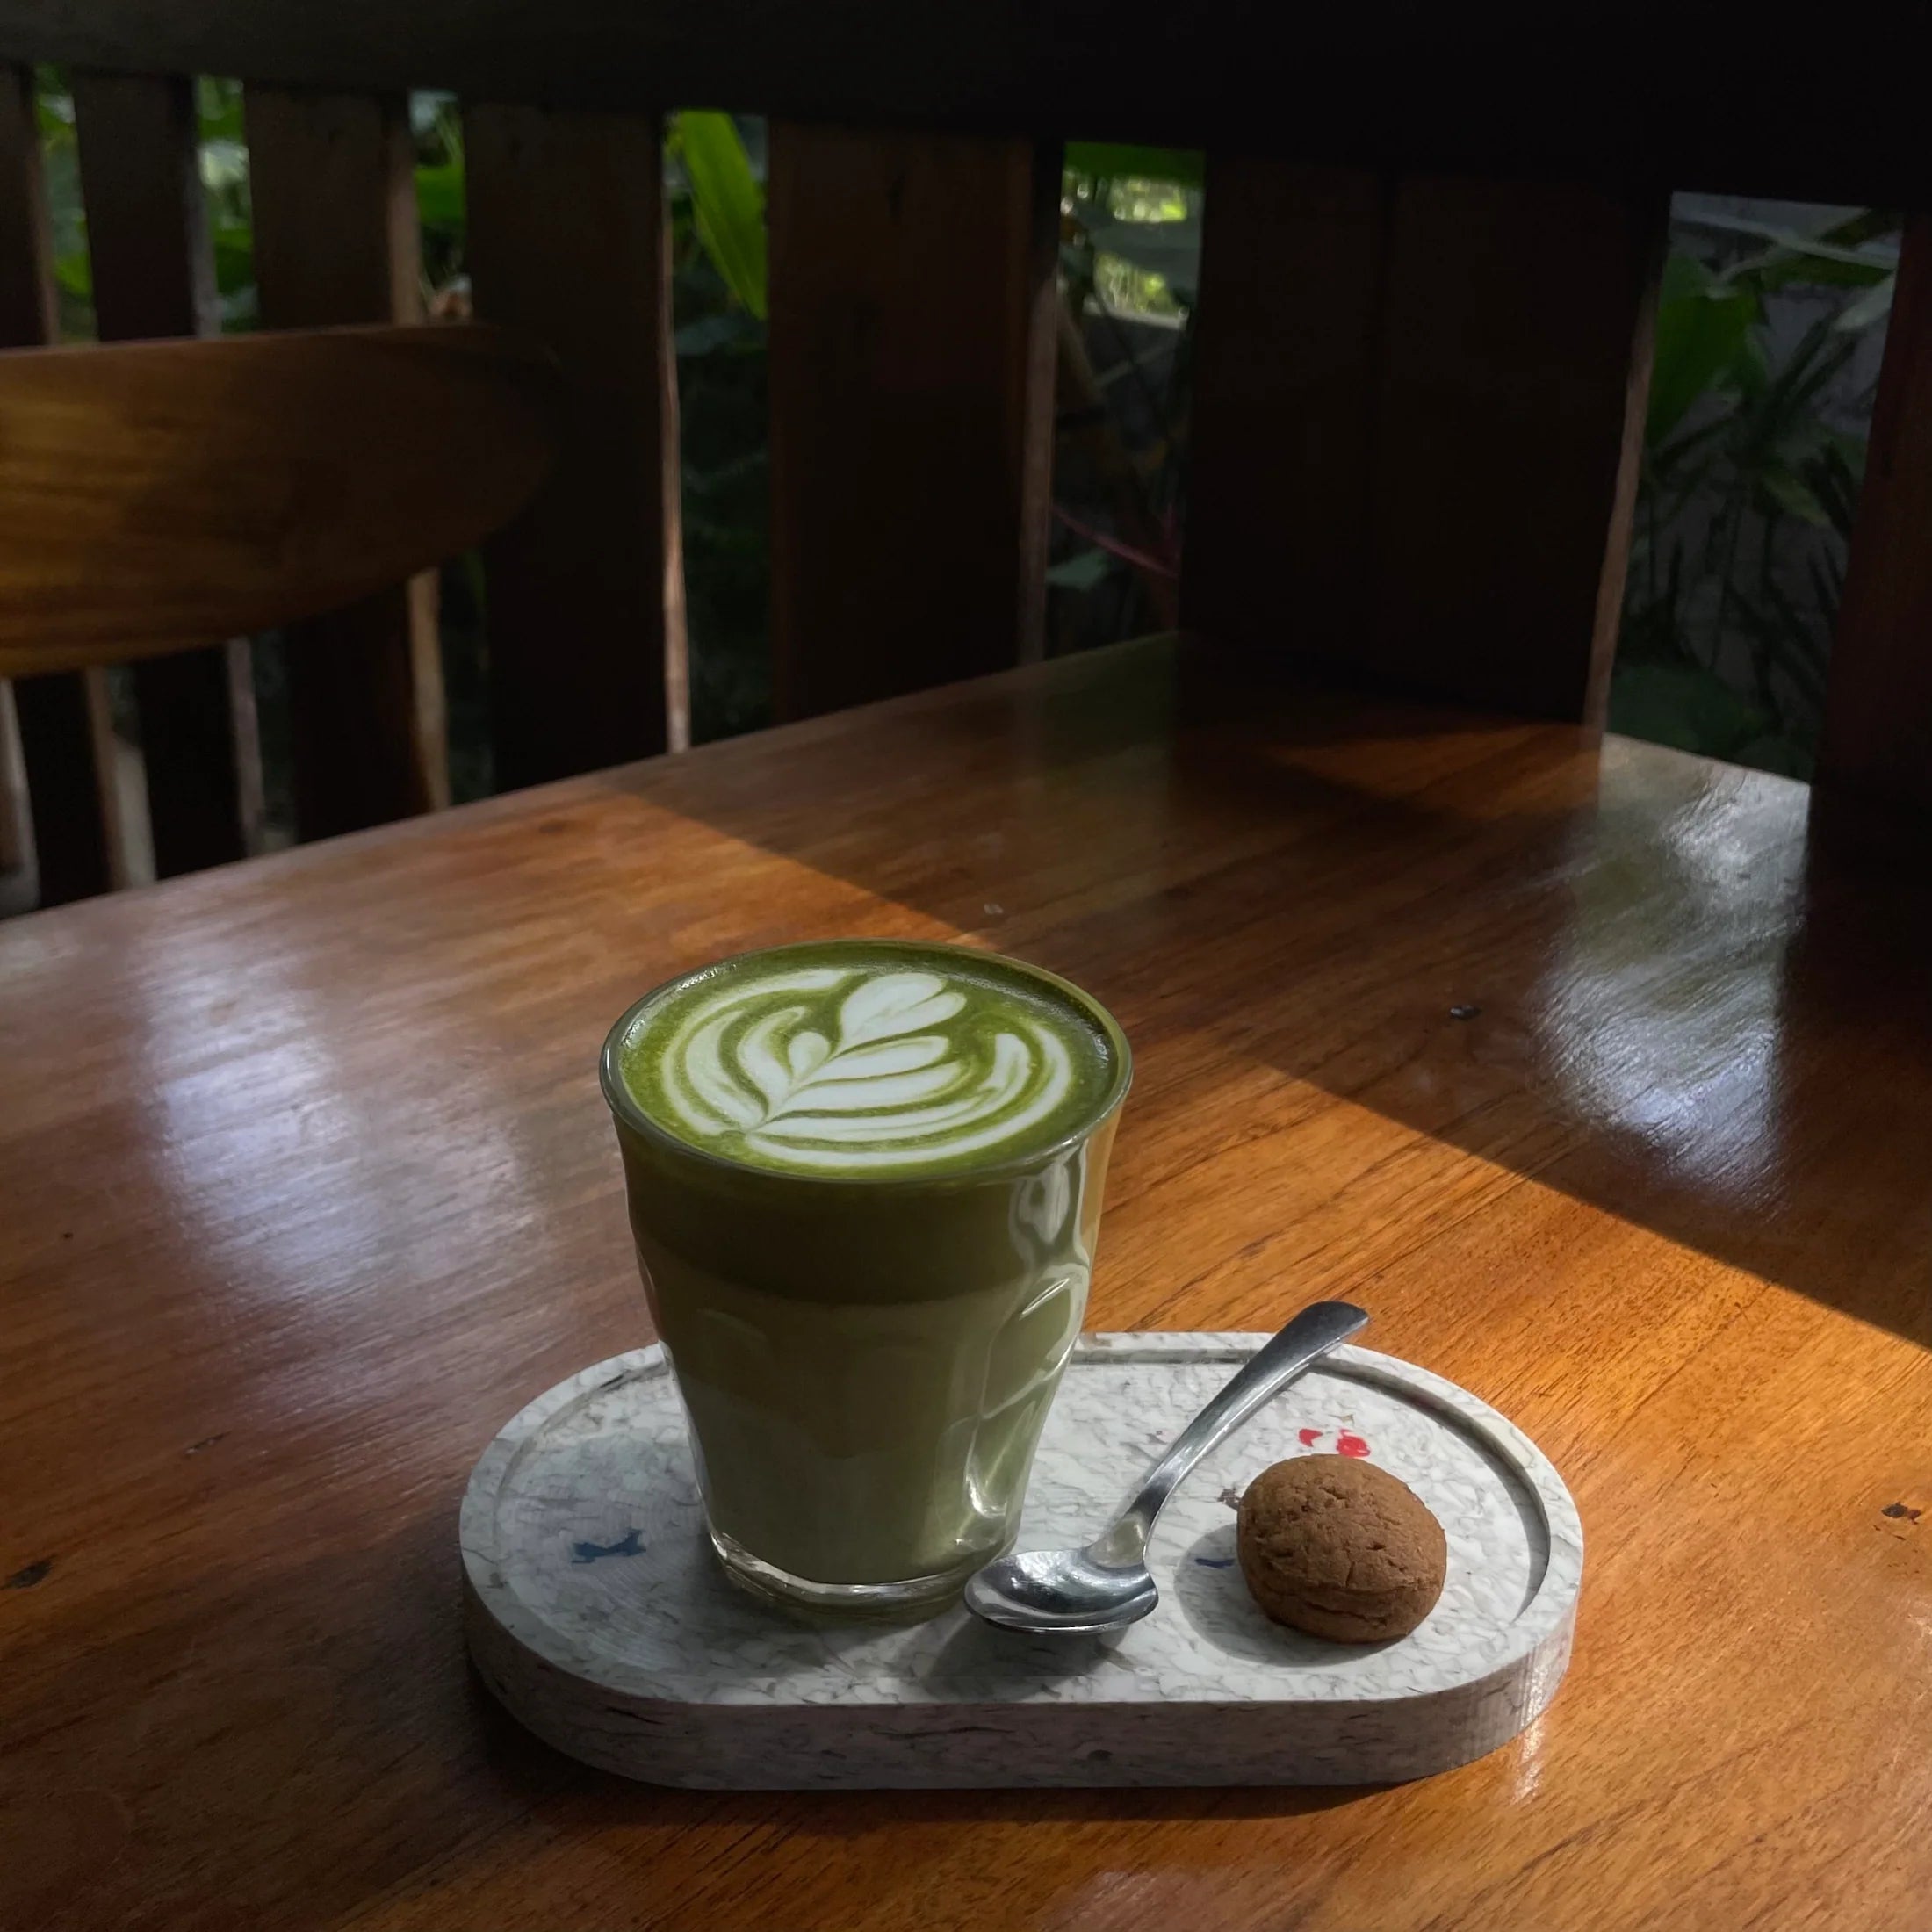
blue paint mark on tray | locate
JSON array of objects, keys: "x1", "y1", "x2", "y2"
[
  {"x1": 1194, "y1": 1555, "x2": 1236, "y2": 1569},
  {"x1": 572, "y1": 1529, "x2": 644, "y2": 1564}
]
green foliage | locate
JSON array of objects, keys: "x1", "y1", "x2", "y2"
[
  {"x1": 1064, "y1": 143, "x2": 1204, "y2": 191},
  {"x1": 1613, "y1": 207, "x2": 1900, "y2": 780},
  {"x1": 197, "y1": 78, "x2": 256, "y2": 328},
  {"x1": 1062, "y1": 146, "x2": 1201, "y2": 317},
  {"x1": 669, "y1": 112, "x2": 768, "y2": 321}
]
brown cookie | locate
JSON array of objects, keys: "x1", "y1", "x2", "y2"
[{"x1": 1236, "y1": 1454, "x2": 1447, "y2": 1643}]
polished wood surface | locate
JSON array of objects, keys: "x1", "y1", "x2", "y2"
[
  {"x1": 72, "y1": 68, "x2": 253, "y2": 879},
  {"x1": 0, "y1": 3, "x2": 1925, "y2": 203},
  {"x1": 768, "y1": 125, "x2": 1059, "y2": 716},
  {"x1": 3, "y1": 637, "x2": 1928, "y2": 1930},
  {"x1": 1188, "y1": 166, "x2": 1660, "y2": 726},
  {"x1": 247, "y1": 85, "x2": 451, "y2": 838},
  {"x1": 0, "y1": 323, "x2": 556, "y2": 678}
]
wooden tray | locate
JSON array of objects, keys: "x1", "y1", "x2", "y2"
[{"x1": 461, "y1": 1334, "x2": 1582, "y2": 1787}]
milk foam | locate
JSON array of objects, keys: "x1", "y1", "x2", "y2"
[{"x1": 616, "y1": 948, "x2": 1119, "y2": 1177}]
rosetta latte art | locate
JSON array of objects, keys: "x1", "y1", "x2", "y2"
[{"x1": 654, "y1": 967, "x2": 1078, "y2": 1172}]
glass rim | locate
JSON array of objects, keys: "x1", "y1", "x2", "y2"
[{"x1": 598, "y1": 937, "x2": 1134, "y2": 1192}]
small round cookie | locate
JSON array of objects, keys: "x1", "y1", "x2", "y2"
[{"x1": 1236, "y1": 1454, "x2": 1447, "y2": 1642}]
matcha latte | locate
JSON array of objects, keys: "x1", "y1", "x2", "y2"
[{"x1": 602, "y1": 941, "x2": 1131, "y2": 1615}]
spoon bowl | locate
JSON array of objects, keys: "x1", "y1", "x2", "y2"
[
  {"x1": 963, "y1": 1301, "x2": 1370, "y2": 1636},
  {"x1": 963, "y1": 1546, "x2": 1159, "y2": 1635}
]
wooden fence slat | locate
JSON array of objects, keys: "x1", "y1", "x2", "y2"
[
  {"x1": 10, "y1": 675, "x2": 109, "y2": 902},
  {"x1": 72, "y1": 68, "x2": 253, "y2": 878},
  {"x1": 246, "y1": 84, "x2": 449, "y2": 836},
  {"x1": 0, "y1": 60, "x2": 44, "y2": 908},
  {"x1": 1820, "y1": 213, "x2": 1932, "y2": 816},
  {"x1": 0, "y1": 61, "x2": 51, "y2": 349},
  {"x1": 1186, "y1": 164, "x2": 1661, "y2": 725},
  {"x1": 0, "y1": 679, "x2": 30, "y2": 915},
  {"x1": 766, "y1": 125, "x2": 1059, "y2": 719},
  {"x1": 465, "y1": 103, "x2": 678, "y2": 786},
  {"x1": 1370, "y1": 176, "x2": 1662, "y2": 723},
  {"x1": 0, "y1": 59, "x2": 111, "y2": 905},
  {"x1": 1184, "y1": 165, "x2": 1386, "y2": 676}
]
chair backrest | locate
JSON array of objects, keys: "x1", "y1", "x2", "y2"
[
  {"x1": 0, "y1": 325, "x2": 555, "y2": 677},
  {"x1": 0, "y1": 11, "x2": 1926, "y2": 911}
]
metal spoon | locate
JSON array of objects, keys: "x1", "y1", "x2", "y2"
[{"x1": 963, "y1": 1300, "x2": 1371, "y2": 1634}]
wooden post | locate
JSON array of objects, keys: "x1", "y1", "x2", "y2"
[
  {"x1": 465, "y1": 104, "x2": 680, "y2": 786},
  {"x1": 766, "y1": 126, "x2": 1061, "y2": 719},
  {"x1": 246, "y1": 86, "x2": 450, "y2": 837},
  {"x1": 1185, "y1": 166, "x2": 1388, "y2": 674},
  {"x1": 72, "y1": 69, "x2": 255, "y2": 879},
  {"x1": 1186, "y1": 162, "x2": 1662, "y2": 725},
  {"x1": 1820, "y1": 213, "x2": 1932, "y2": 816}
]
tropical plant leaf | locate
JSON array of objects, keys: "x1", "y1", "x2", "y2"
[
  {"x1": 1609, "y1": 661, "x2": 1774, "y2": 760},
  {"x1": 1757, "y1": 468, "x2": 1833, "y2": 528},
  {"x1": 415, "y1": 161, "x2": 465, "y2": 235},
  {"x1": 674, "y1": 111, "x2": 768, "y2": 321},
  {"x1": 1835, "y1": 273, "x2": 1895, "y2": 333},
  {"x1": 1064, "y1": 143, "x2": 1204, "y2": 189},
  {"x1": 1045, "y1": 548, "x2": 1116, "y2": 592},
  {"x1": 1647, "y1": 253, "x2": 1758, "y2": 443}
]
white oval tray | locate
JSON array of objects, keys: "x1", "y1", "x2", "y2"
[{"x1": 462, "y1": 1333, "x2": 1582, "y2": 1787}]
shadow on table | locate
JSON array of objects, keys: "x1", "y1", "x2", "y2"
[{"x1": 602, "y1": 636, "x2": 1931, "y2": 1349}]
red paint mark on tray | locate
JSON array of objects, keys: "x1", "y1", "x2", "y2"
[
  {"x1": 1336, "y1": 1431, "x2": 1370, "y2": 1459},
  {"x1": 1297, "y1": 1428, "x2": 1323, "y2": 1448}
]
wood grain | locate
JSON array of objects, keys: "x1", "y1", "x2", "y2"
[
  {"x1": 71, "y1": 68, "x2": 251, "y2": 879},
  {"x1": 768, "y1": 124, "x2": 1059, "y2": 717},
  {"x1": 246, "y1": 84, "x2": 450, "y2": 838},
  {"x1": 1187, "y1": 168, "x2": 1661, "y2": 724},
  {"x1": 1820, "y1": 212, "x2": 1932, "y2": 816},
  {"x1": 0, "y1": 59, "x2": 111, "y2": 905},
  {"x1": 0, "y1": 2, "x2": 1925, "y2": 203},
  {"x1": 0, "y1": 324, "x2": 557, "y2": 677},
  {"x1": 464, "y1": 103, "x2": 681, "y2": 786},
  {"x1": 2, "y1": 637, "x2": 1928, "y2": 1929}
]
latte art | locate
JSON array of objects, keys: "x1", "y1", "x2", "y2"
[{"x1": 614, "y1": 945, "x2": 1123, "y2": 1179}]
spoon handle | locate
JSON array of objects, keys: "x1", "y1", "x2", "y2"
[{"x1": 1091, "y1": 1301, "x2": 1369, "y2": 1567}]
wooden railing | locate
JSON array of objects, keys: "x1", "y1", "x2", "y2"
[{"x1": 0, "y1": 4, "x2": 1926, "y2": 911}]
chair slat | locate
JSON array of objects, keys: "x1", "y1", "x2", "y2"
[
  {"x1": 0, "y1": 326, "x2": 558, "y2": 675},
  {"x1": 1820, "y1": 213, "x2": 1932, "y2": 816},
  {"x1": 465, "y1": 103, "x2": 680, "y2": 785},
  {"x1": 766, "y1": 125, "x2": 1059, "y2": 718},
  {"x1": 72, "y1": 69, "x2": 251, "y2": 878},
  {"x1": 0, "y1": 61, "x2": 112, "y2": 905},
  {"x1": 1187, "y1": 163, "x2": 1661, "y2": 724},
  {"x1": 246, "y1": 85, "x2": 450, "y2": 837}
]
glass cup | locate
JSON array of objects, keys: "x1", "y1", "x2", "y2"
[{"x1": 600, "y1": 940, "x2": 1131, "y2": 1617}]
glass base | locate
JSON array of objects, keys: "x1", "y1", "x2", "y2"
[{"x1": 708, "y1": 1525, "x2": 1007, "y2": 1622}]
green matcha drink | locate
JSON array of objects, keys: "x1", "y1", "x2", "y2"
[{"x1": 601, "y1": 940, "x2": 1130, "y2": 1615}]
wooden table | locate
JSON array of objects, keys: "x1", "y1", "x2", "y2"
[{"x1": 4, "y1": 638, "x2": 1928, "y2": 1930}]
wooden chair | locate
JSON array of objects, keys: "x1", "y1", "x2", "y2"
[
  {"x1": 0, "y1": 13, "x2": 1926, "y2": 912},
  {"x1": 0, "y1": 321, "x2": 555, "y2": 905}
]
